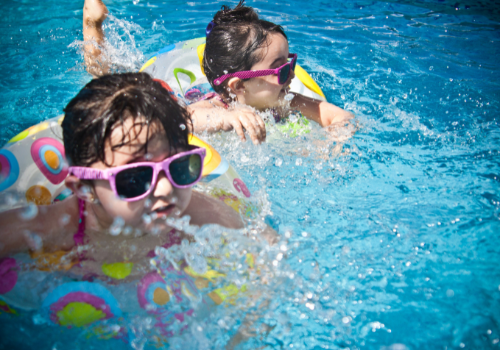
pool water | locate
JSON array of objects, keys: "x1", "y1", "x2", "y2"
[{"x1": 1, "y1": 0, "x2": 499, "y2": 349}]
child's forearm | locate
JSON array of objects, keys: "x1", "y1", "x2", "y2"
[
  {"x1": 187, "y1": 104, "x2": 226, "y2": 134},
  {"x1": 290, "y1": 93, "x2": 353, "y2": 127},
  {"x1": 0, "y1": 199, "x2": 78, "y2": 257},
  {"x1": 83, "y1": 0, "x2": 109, "y2": 77}
]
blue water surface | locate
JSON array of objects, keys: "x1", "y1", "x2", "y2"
[{"x1": 1, "y1": 0, "x2": 499, "y2": 349}]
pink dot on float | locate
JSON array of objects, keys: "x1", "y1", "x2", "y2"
[
  {"x1": 233, "y1": 178, "x2": 251, "y2": 198},
  {"x1": 0, "y1": 258, "x2": 18, "y2": 294}
]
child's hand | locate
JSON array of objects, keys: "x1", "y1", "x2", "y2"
[
  {"x1": 220, "y1": 107, "x2": 266, "y2": 145},
  {"x1": 188, "y1": 102, "x2": 267, "y2": 145}
]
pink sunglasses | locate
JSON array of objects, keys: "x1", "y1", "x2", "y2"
[
  {"x1": 69, "y1": 147, "x2": 206, "y2": 202},
  {"x1": 214, "y1": 53, "x2": 298, "y2": 86}
]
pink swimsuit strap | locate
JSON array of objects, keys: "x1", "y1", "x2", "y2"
[
  {"x1": 74, "y1": 198, "x2": 86, "y2": 247},
  {"x1": 200, "y1": 92, "x2": 229, "y2": 109}
]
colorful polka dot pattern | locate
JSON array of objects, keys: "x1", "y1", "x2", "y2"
[
  {"x1": 0, "y1": 149, "x2": 20, "y2": 192},
  {"x1": 30, "y1": 138, "x2": 68, "y2": 184}
]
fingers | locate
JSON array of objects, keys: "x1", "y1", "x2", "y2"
[
  {"x1": 221, "y1": 108, "x2": 267, "y2": 144},
  {"x1": 238, "y1": 112, "x2": 266, "y2": 145},
  {"x1": 231, "y1": 119, "x2": 246, "y2": 142},
  {"x1": 238, "y1": 115, "x2": 260, "y2": 145}
]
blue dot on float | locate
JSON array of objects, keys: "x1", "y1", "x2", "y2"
[{"x1": 0, "y1": 149, "x2": 20, "y2": 192}]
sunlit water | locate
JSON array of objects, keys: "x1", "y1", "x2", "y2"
[{"x1": 1, "y1": 0, "x2": 500, "y2": 349}]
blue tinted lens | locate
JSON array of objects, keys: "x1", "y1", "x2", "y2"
[
  {"x1": 169, "y1": 154, "x2": 202, "y2": 186},
  {"x1": 279, "y1": 65, "x2": 290, "y2": 84},
  {"x1": 115, "y1": 166, "x2": 153, "y2": 199}
]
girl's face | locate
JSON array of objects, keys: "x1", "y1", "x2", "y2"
[
  {"x1": 86, "y1": 118, "x2": 192, "y2": 230},
  {"x1": 238, "y1": 33, "x2": 295, "y2": 111}
]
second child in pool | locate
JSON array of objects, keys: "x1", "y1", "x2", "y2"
[{"x1": 193, "y1": 1, "x2": 353, "y2": 132}]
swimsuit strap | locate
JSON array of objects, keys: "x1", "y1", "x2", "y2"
[
  {"x1": 74, "y1": 198, "x2": 86, "y2": 247},
  {"x1": 200, "y1": 92, "x2": 229, "y2": 109}
]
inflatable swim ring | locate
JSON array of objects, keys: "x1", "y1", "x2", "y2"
[{"x1": 0, "y1": 115, "x2": 256, "y2": 214}]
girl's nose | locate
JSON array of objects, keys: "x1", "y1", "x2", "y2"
[{"x1": 153, "y1": 170, "x2": 174, "y2": 198}]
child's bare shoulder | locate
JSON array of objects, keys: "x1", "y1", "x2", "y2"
[{"x1": 186, "y1": 191, "x2": 244, "y2": 229}]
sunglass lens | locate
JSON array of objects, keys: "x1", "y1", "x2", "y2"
[
  {"x1": 279, "y1": 65, "x2": 290, "y2": 84},
  {"x1": 170, "y1": 154, "x2": 202, "y2": 186},
  {"x1": 115, "y1": 166, "x2": 153, "y2": 199},
  {"x1": 292, "y1": 57, "x2": 297, "y2": 71}
]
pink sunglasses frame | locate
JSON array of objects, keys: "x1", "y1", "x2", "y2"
[
  {"x1": 214, "y1": 53, "x2": 298, "y2": 86},
  {"x1": 68, "y1": 147, "x2": 206, "y2": 202}
]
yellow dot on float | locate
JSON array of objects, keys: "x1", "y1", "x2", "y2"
[
  {"x1": 57, "y1": 302, "x2": 105, "y2": 327},
  {"x1": 25, "y1": 185, "x2": 52, "y2": 205},
  {"x1": 44, "y1": 150, "x2": 60, "y2": 170},
  {"x1": 101, "y1": 262, "x2": 133, "y2": 280},
  {"x1": 152, "y1": 287, "x2": 170, "y2": 305}
]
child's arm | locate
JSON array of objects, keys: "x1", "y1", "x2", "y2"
[
  {"x1": 290, "y1": 93, "x2": 353, "y2": 127},
  {"x1": 186, "y1": 191, "x2": 279, "y2": 245},
  {"x1": 0, "y1": 197, "x2": 79, "y2": 257},
  {"x1": 188, "y1": 100, "x2": 266, "y2": 145},
  {"x1": 83, "y1": 0, "x2": 109, "y2": 77}
]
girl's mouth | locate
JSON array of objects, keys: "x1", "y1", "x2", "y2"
[
  {"x1": 151, "y1": 204, "x2": 176, "y2": 217},
  {"x1": 281, "y1": 85, "x2": 290, "y2": 94}
]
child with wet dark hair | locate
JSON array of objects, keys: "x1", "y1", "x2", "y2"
[
  {"x1": 194, "y1": 0, "x2": 353, "y2": 130},
  {"x1": 0, "y1": 72, "x2": 247, "y2": 262}
]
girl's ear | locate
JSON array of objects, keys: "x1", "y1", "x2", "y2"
[
  {"x1": 65, "y1": 176, "x2": 95, "y2": 202},
  {"x1": 227, "y1": 77, "x2": 246, "y2": 97}
]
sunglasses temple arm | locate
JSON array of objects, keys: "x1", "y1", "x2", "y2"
[{"x1": 69, "y1": 167, "x2": 107, "y2": 180}]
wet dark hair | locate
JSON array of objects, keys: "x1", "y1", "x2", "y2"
[
  {"x1": 203, "y1": 0, "x2": 287, "y2": 98},
  {"x1": 62, "y1": 72, "x2": 191, "y2": 167}
]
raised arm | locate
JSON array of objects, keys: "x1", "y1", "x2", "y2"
[
  {"x1": 290, "y1": 93, "x2": 353, "y2": 127},
  {"x1": 83, "y1": 0, "x2": 109, "y2": 77}
]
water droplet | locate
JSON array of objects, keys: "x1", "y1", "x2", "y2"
[
  {"x1": 275, "y1": 158, "x2": 283, "y2": 167},
  {"x1": 142, "y1": 214, "x2": 152, "y2": 225},
  {"x1": 296, "y1": 158, "x2": 302, "y2": 166},
  {"x1": 110, "y1": 217, "x2": 125, "y2": 236},
  {"x1": 342, "y1": 316, "x2": 351, "y2": 324},
  {"x1": 429, "y1": 66, "x2": 434, "y2": 71},
  {"x1": 59, "y1": 214, "x2": 70, "y2": 226},
  {"x1": 446, "y1": 289, "x2": 454, "y2": 297},
  {"x1": 19, "y1": 204, "x2": 38, "y2": 221},
  {"x1": 284, "y1": 93, "x2": 294, "y2": 101},
  {"x1": 179, "y1": 124, "x2": 186, "y2": 130},
  {"x1": 223, "y1": 70, "x2": 228, "y2": 74},
  {"x1": 23, "y1": 231, "x2": 43, "y2": 251},
  {"x1": 144, "y1": 153, "x2": 153, "y2": 160}
]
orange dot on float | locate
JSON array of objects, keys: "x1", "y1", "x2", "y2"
[
  {"x1": 44, "y1": 150, "x2": 60, "y2": 170},
  {"x1": 152, "y1": 287, "x2": 170, "y2": 305},
  {"x1": 25, "y1": 185, "x2": 52, "y2": 206}
]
